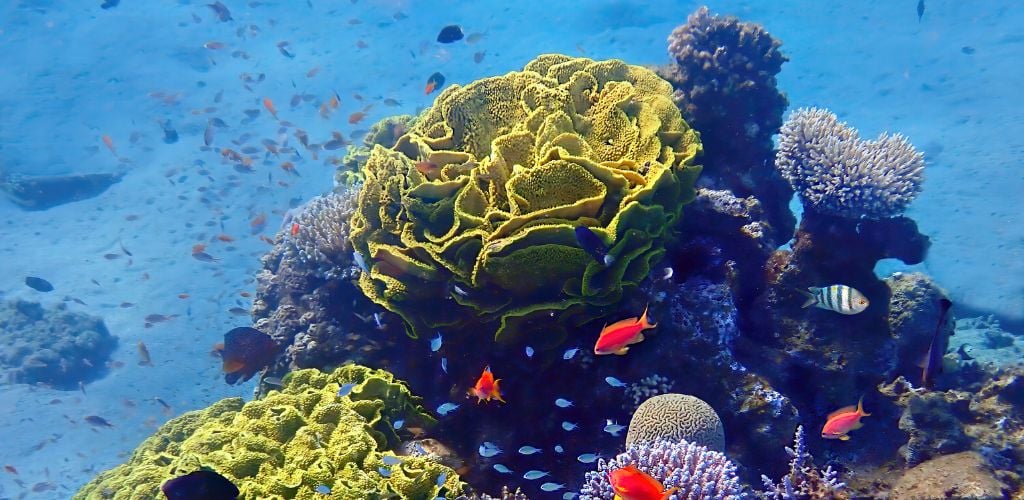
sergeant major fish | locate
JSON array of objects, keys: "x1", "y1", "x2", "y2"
[{"x1": 798, "y1": 285, "x2": 869, "y2": 315}]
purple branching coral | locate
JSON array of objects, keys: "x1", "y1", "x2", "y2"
[
  {"x1": 580, "y1": 438, "x2": 742, "y2": 499},
  {"x1": 761, "y1": 426, "x2": 847, "y2": 499},
  {"x1": 776, "y1": 108, "x2": 925, "y2": 219}
]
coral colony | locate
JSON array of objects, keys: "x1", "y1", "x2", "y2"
[{"x1": 71, "y1": 6, "x2": 1024, "y2": 499}]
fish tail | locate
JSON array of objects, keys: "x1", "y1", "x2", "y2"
[
  {"x1": 857, "y1": 396, "x2": 871, "y2": 417},
  {"x1": 639, "y1": 304, "x2": 656, "y2": 328},
  {"x1": 797, "y1": 287, "x2": 819, "y2": 308}
]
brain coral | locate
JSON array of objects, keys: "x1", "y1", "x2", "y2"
[
  {"x1": 74, "y1": 365, "x2": 461, "y2": 499},
  {"x1": 625, "y1": 393, "x2": 725, "y2": 452},
  {"x1": 776, "y1": 107, "x2": 925, "y2": 219},
  {"x1": 349, "y1": 54, "x2": 702, "y2": 341}
]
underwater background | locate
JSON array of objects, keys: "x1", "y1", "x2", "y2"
[{"x1": 0, "y1": 0, "x2": 1022, "y2": 498}]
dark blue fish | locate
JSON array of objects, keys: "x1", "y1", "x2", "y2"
[
  {"x1": 956, "y1": 344, "x2": 974, "y2": 361},
  {"x1": 159, "y1": 119, "x2": 179, "y2": 144},
  {"x1": 100, "y1": 0, "x2": 120, "y2": 9},
  {"x1": 161, "y1": 469, "x2": 239, "y2": 500},
  {"x1": 436, "y1": 25, "x2": 464, "y2": 43},
  {"x1": 574, "y1": 226, "x2": 613, "y2": 266},
  {"x1": 921, "y1": 298, "x2": 953, "y2": 389},
  {"x1": 219, "y1": 327, "x2": 278, "y2": 385},
  {"x1": 917, "y1": 0, "x2": 925, "y2": 22},
  {"x1": 25, "y1": 276, "x2": 54, "y2": 292}
]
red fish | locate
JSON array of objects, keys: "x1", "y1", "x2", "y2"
[
  {"x1": 821, "y1": 396, "x2": 871, "y2": 441},
  {"x1": 215, "y1": 327, "x2": 278, "y2": 385},
  {"x1": 424, "y1": 72, "x2": 445, "y2": 95},
  {"x1": 593, "y1": 305, "x2": 656, "y2": 356},
  {"x1": 607, "y1": 465, "x2": 677, "y2": 500},
  {"x1": 263, "y1": 97, "x2": 278, "y2": 120},
  {"x1": 101, "y1": 134, "x2": 117, "y2": 157},
  {"x1": 467, "y1": 366, "x2": 505, "y2": 404}
]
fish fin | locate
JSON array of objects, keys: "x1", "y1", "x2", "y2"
[
  {"x1": 839, "y1": 434, "x2": 850, "y2": 441},
  {"x1": 857, "y1": 396, "x2": 871, "y2": 417},
  {"x1": 850, "y1": 421, "x2": 864, "y2": 430},
  {"x1": 633, "y1": 333, "x2": 645, "y2": 343},
  {"x1": 661, "y1": 488, "x2": 680, "y2": 500},
  {"x1": 639, "y1": 304, "x2": 657, "y2": 329},
  {"x1": 827, "y1": 405, "x2": 857, "y2": 420},
  {"x1": 222, "y1": 359, "x2": 245, "y2": 373},
  {"x1": 798, "y1": 287, "x2": 818, "y2": 308},
  {"x1": 604, "y1": 317, "x2": 638, "y2": 331},
  {"x1": 614, "y1": 347, "x2": 629, "y2": 355}
]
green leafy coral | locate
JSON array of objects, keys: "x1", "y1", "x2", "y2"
[
  {"x1": 349, "y1": 54, "x2": 702, "y2": 341},
  {"x1": 74, "y1": 365, "x2": 460, "y2": 500}
]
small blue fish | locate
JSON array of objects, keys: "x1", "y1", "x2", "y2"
[
  {"x1": 523, "y1": 470, "x2": 549, "y2": 480},
  {"x1": 373, "y1": 312, "x2": 385, "y2": 330},
  {"x1": 605, "y1": 376, "x2": 627, "y2": 388},
  {"x1": 562, "y1": 347, "x2": 580, "y2": 360},
  {"x1": 575, "y1": 225, "x2": 614, "y2": 266},
  {"x1": 413, "y1": 442, "x2": 428, "y2": 455},
  {"x1": 382, "y1": 455, "x2": 402, "y2": 466},
  {"x1": 437, "y1": 402, "x2": 460, "y2": 416},
  {"x1": 440, "y1": 357, "x2": 448, "y2": 374},
  {"x1": 378, "y1": 467, "x2": 392, "y2": 477},
  {"x1": 493, "y1": 463, "x2": 513, "y2": 474},
  {"x1": 518, "y1": 445, "x2": 541, "y2": 455},
  {"x1": 430, "y1": 332, "x2": 443, "y2": 352},
  {"x1": 577, "y1": 453, "x2": 599, "y2": 464},
  {"x1": 436, "y1": 472, "x2": 447, "y2": 487},
  {"x1": 603, "y1": 420, "x2": 626, "y2": 436},
  {"x1": 561, "y1": 421, "x2": 578, "y2": 431},
  {"x1": 393, "y1": 419, "x2": 404, "y2": 430},
  {"x1": 554, "y1": 445, "x2": 564, "y2": 454},
  {"x1": 555, "y1": 398, "x2": 573, "y2": 408},
  {"x1": 315, "y1": 484, "x2": 331, "y2": 495},
  {"x1": 353, "y1": 251, "x2": 369, "y2": 272},
  {"x1": 525, "y1": 346, "x2": 534, "y2": 358},
  {"x1": 541, "y1": 483, "x2": 565, "y2": 492},
  {"x1": 478, "y1": 442, "x2": 502, "y2": 458},
  {"x1": 337, "y1": 383, "x2": 357, "y2": 397},
  {"x1": 563, "y1": 493, "x2": 579, "y2": 500}
]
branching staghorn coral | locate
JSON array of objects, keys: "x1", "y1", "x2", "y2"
[
  {"x1": 776, "y1": 108, "x2": 925, "y2": 219},
  {"x1": 761, "y1": 425, "x2": 847, "y2": 499}
]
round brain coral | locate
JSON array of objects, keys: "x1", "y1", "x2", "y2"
[
  {"x1": 625, "y1": 393, "x2": 725, "y2": 452},
  {"x1": 349, "y1": 54, "x2": 702, "y2": 341}
]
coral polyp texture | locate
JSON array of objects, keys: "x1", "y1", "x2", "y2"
[
  {"x1": 776, "y1": 107, "x2": 925, "y2": 219},
  {"x1": 625, "y1": 393, "x2": 725, "y2": 452},
  {"x1": 579, "y1": 438, "x2": 741, "y2": 499},
  {"x1": 281, "y1": 190, "x2": 360, "y2": 278},
  {"x1": 74, "y1": 365, "x2": 461, "y2": 499},
  {"x1": 349, "y1": 53, "x2": 701, "y2": 340}
]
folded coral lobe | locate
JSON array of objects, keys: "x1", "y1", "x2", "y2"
[{"x1": 349, "y1": 54, "x2": 702, "y2": 341}]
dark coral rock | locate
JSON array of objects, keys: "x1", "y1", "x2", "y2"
[
  {"x1": 0, "y1": 300, "x2": 116, "y2": 389},
  {"x1": 0, "y1": 169, "x2": 124, "y2": 211},
  {"x1": 890, "y1": 452, "x2": 1007, "y2": 499},
  {"x1": 887, "y1": 273, "x2": 955, "y2": 387},
  {"x1": 659, "y1": 6, "x2": 794, "y2": 242}
]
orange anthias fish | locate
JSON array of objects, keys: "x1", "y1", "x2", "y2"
[
  {"x1": 467, "y1": 366, "x2": 505, "y2": 404},
  {"x1": 821, "y1": 396, "x2": 871, "y2": 441},
  {"x1": 607, "y1": 465, "x2": 677, "y2": 500},
  {"x1": 262, "y1": 97, "x2": 278, "y2": 120},
  {"x1": 593, "y1": 305, "x2": 656, "y2": 356}
]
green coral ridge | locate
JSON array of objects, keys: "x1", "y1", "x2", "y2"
[
  {"x1": 350, "y1": 54, "x2": 702, "y2": 341},
  {"x1": 74, "y1": 365, "x2": 460, "y2": 500}
]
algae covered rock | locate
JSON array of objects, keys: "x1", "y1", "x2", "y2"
[
  {"x1": 74, "y1": 365, "x2": 461, "y2": 499},
  {"x1": 891, "y1": 452, "x2": 1006, "y2": 499},
  {"x1": 350, "y1": 54, "x2": 702, "y2": 341}
]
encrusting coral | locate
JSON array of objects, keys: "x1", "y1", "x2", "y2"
[
  {"x1": 350, "y1": 53, "x2": 701, "y2": 341},
  {"x1": 625, "y1": 393, "x2": 725, "y2": 452},
  {"x1": 776, "y1": 107, "x2": 925, "y2": 219},
  {"x1": 74, "y1": 365, "x2": 461, "y2": 499}
]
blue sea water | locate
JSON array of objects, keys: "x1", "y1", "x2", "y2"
[{"x1": 0, "y1": 1, "x2": 1021, "y2": 498}]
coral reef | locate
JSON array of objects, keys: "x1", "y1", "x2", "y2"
[
  {"x1": 658, "y1": 6, "x2": 794, "y2": 243},
  {"x1": 335, "y1": 114, "x2": 417, "y2": 187},
  {"x1": 760, "y1": 426, "x2": 848, "y2": 499},
  {"x1": 74, "y1": 365, "x2": 461, "y2": 499},
  {"x1": 350, "y1": 53, "x2": 701, "y2": 341},
  {"x1": 776, "y1": 107, "x2": 925, "y2": 219},
  {"x1": 579, "y1": 438, "x2": 741, "y2": 499},
  {"x1": 890, "y1": 452, "x2": 1007, "y2": 499},
  {"x1": 625, "y1": 393, "x2": 725, "y2": 452},
  {"x1": 0, "y1": 299, "x2": 116, "y2": 390}
]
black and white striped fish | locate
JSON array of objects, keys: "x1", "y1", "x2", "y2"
[{"x1": 799, "y1": 285, "x2": 869, "y2": 315}]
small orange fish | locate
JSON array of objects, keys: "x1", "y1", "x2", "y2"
[
  {"x1": 101, "y1": 134, "x2": 117, "y2": 156},
  {"x1": 593, "y1": 305, "x2": 656, "y2": 356},
  {"x1": 191, "y1": 243, "x2": 207, "y2": 255},
  {"x1": 306, "y1": 66, "x2": 321, "y2": 78},
  {"x1": 280, "y1": 161, "x2": 299, "y2": 176},
  {"x1": 263, "y1": 97, "x2": 278, "y2": 120},
  {"x1": 216, "y1": 234, "x2": 235, "y2": 242},
  {"x1": 203, "y1": 41, "x2": 226, "y2": 50},
  {"x1": 178, "y1": 293, "x2": 190, "y2": 299},
  {"x1": 251, "y1": 212, "x2": 268, "y2": 233},
  {"x1": 467, "y1": 366, "x2": 505, "y2": 404},
  {"x1": 821, "y1": 396, "x2": 871, "y2": 441},
  {"x1": 290, "y1": 222, "x2": 300, "y2": 236},
  {"x1": 414, "y1": 161, "x2": 439, "y2": 176},
  {"x1": 137, "y1": 341, "x2": 153, "y2": 366},
  {"x1": 607, "y1": 465, "x2": 677, "y2": 500}
]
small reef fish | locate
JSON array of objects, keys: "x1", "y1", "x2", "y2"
[
  {"x1": 436, "y1": 25, "x2": 465, "y2": 43},
  {"x1": 517, "y1": 445, "x2": 541, "y2": 455},
  {"x1": 214, "y1": 327, "x2": 278, "y2": 385},
  {"x1": 821, "y1": 396, "x2": 871, "y2": 441},
  {"x1": 263, "y1": 98, "x2": 278, "y2": 120},
  {"x1": 479, "y1": 442, "x2": 502, "y2": 458},
  {"x1": 437, "y1": 402, "x2": 460, "y2": 416},
  {"x1": 158, "y1": 119, "x2": 179, "y2": 144},
  {"x1": 921, "y1": 298, "x2": 954, "y2": 389},
  {"x1": 468, "y1": 366, "x2": 505, "y2": 403},
  {"x1": 137, "y1": 341, "x2": 153, "y2": 366},
  {"x1": 25, "y1": 276, "x2": 54, "y2": 292},
  {"x1": 493, "y1": 464, "x2": 512, "y2": 474},
  {"x1": 84, "y1": 415, "x2": 114, "y2": 428},
  {"x1": 161, "y1": 469, "x2": 239, "y2": 500},
  {"x1": 541, "y1": 483, "x2": 565, "y2": 492},
  {"x1": 603, "y1": 420, "x2": 626, "y2": 436},
  {"x1": 382, "y1": 455, "x2": 402, "y2": 466},
  {"x1": 917, "y1": 0, "x2": 925, "y2": 22},
  {"x1": 337, "y1": 383, "x2": 357, "y2": 397},
  {"x1": 100, "y1": 0, "x2": 119, "y2": 9},
  {"x1": 393, "y1": 419, "x2": 404, "y2": 430},
  {"x1": 593, "y1": 305, "x2": 656, "y2": 356},
  {"x1": 352, "y1": 251, "x2": 369, "y2": 272},
  {"x1": 315, "y1": 484, "x2": 331, "y2": 495},
  {"x1": 474, "y1": 51, "x2": 486, "y2": 64},
  {"x1": 430, "y1": 332, "x2": 443, "y2": 352},
  {"x1": 561, "y1": 421, "x2": 578, "y2": 431},
  {"x1": 555, "y1": 398, "x2": 573, "y2": 408},
  {"x1": 577, "y1": 453, "x2": 599, "y2": 463},
  {"x1": 798, "y1": 285, "x2": 869, "y2": 315},
  {"x1": 525, "y1": 346, "x2": 534, "y2": 359},
  {"x1": 574, "y1": 226, "x2": 614, "y2": 266},
  {"x1": 441, "y1": 357, "x2": 448, "y2": 374},
  {"x1": 424, "y1": 72, "x2": 445, "y2": 95},
  {"x1": 605, "y1": 376, "x2": 627, "y2": 388},
  {"x1": 207, "y1": 1, "x2": 232, "y2": 22},
  {"x1": 562, "y1": 347, "x2": 579, "y2": 360},
  {"x1": 523, "y1": 470, "x2": 549, "y2": 480},
  {"x1": 554, "y1": 445, "x2": 564, "y2": 453},
  {"x1": 608, "y1": 465, "x2": 677, "y2": 500}
]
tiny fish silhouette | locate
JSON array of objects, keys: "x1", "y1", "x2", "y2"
[
  {"x1": 917, "y1": 0, "x2": 925, "y2": 22},
  {"x1": 161, "y1": 469, "x2": 239, "y2": 500},
  {"x1": 436, "y1": 25, "x2": 464, "y2": 43}
]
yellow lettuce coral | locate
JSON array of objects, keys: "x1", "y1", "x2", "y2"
[
  {"x1": 350, "y1": 54, "x2": 702, "y2": 341},
  {"x1": 74, "y1": 365, "x2": 460, "y2": 500}
]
